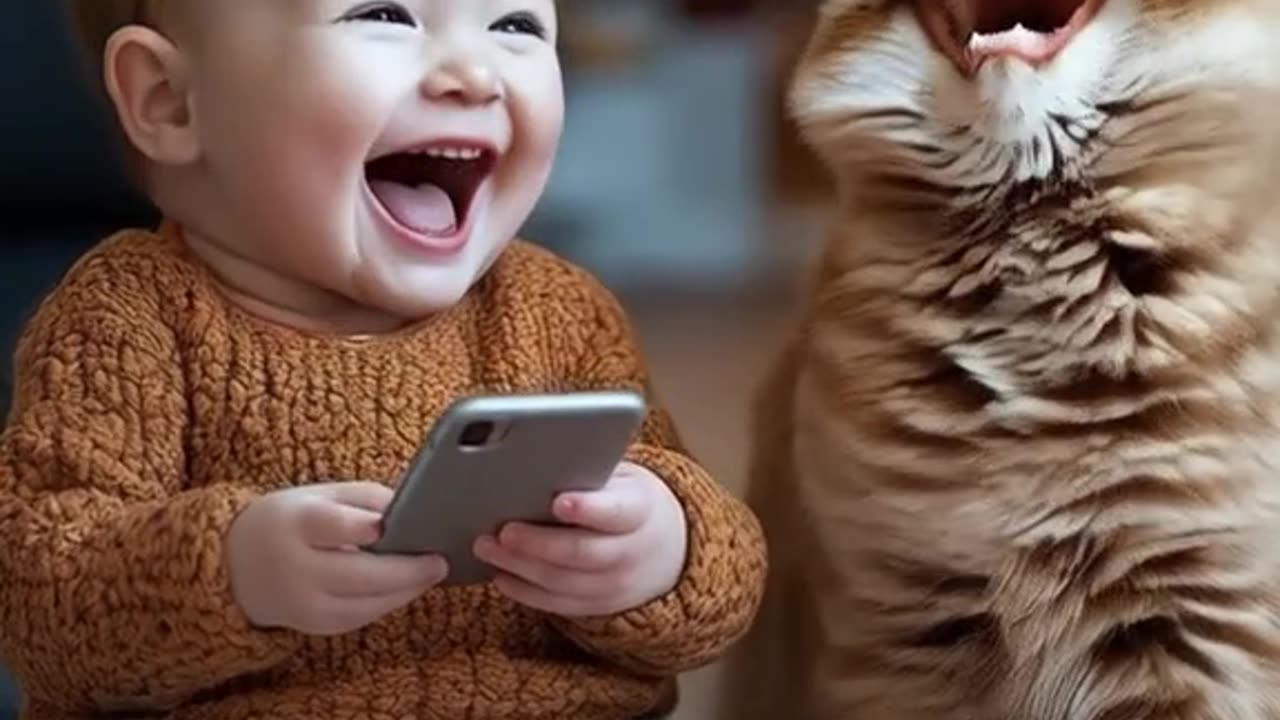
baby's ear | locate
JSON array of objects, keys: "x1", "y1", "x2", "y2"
[{"x1": 101, "y1": 25, "x2": 200, "y2": 166}]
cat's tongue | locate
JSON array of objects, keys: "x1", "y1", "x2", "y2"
[{"x1": 369, "y1": 180, "x2": 457, "y2": 235}]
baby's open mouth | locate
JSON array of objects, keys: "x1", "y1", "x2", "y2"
[
  {"x1": 916, "y1": 0, "x2": 1104, "y2": 75},
  {"x1": 365, "y1": 144, "x2": 497, "y2": 239}
]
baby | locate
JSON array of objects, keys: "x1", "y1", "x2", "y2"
[{"x1": 0, "y1": 2, "x2": 767, "y2": 719}]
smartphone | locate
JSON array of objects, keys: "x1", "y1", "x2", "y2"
[{"x1": 366, "y1": 390, "x2": 648, "y2": 585}]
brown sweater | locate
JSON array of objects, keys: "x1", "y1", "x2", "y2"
[{"x1": 0, "y1": 224, "x2": 767, "y2": 720}]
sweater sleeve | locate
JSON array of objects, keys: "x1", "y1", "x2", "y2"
[
  {"x1": 542, "y1": 266, "x2": 768, "y2": 676},
  {"x1": 0, "y1": 264, "x2": 302, "y2": 713}
]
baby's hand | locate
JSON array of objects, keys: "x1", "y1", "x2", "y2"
[
  {"x1": 226, "y1": 482, "x2": 448, "y2": 636},
  {"x1": 474, "y1": 462, "x2": 689, "y2": 617}
]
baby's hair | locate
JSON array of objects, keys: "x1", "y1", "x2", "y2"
[{"x1": 65, "y1": 0, "x2": 161, "y2": 68}]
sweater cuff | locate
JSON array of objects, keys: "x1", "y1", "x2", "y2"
[
  {"x1": 186, "y1": 486, "x2": 306, "y2": 651},
  {"x1": 553, "y1": 444, "x2": 767, "y2": 676}
]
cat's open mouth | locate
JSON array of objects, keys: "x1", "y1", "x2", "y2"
[{"x1": 915, "y1": 0, "x2": 1106, "y2": 76}]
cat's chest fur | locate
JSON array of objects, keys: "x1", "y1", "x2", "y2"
[{"x1": 791, "y1": 184, "x2": 1280, "y2": 590}]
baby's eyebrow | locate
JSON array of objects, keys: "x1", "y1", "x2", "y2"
[{"x1": 287, "y1": 0, "x2": 345, "y2": 21}]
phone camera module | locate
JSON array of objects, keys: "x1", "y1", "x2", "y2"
[{"x1": 458, "y1": 420, "x2": 496, "y2": 449}]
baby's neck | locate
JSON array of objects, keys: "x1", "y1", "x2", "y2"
[{"x1": 182, "y1": 230, "x2": 408, "y2": 337}]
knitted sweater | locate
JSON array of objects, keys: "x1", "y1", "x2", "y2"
[{"x1": 0, "y1": 225, "x2": 767, "y2": 720}]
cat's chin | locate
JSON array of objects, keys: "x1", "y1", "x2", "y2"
[{"x1": 915, "y1": 0, "x2": 1107, "y2": 77}]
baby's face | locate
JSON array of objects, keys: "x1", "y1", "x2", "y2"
[{"x1": 177, "y1": 0, "x2": 562, "y2": 319}]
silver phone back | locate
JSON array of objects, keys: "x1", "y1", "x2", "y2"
[{"x1": 369, "y1": 390, "x2": 647, "y2": 585}]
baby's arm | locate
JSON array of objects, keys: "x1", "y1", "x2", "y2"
[
  {"x1": 542, "y1": 267, "x2": 768, "y2": 676},
  {"x1": 0, "y1": 269, "x2": 301, "y2": 712}
]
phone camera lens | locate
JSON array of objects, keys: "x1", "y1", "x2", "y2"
[{"x1": 459, "y1": 421, "x2": 496, "y2": 449}]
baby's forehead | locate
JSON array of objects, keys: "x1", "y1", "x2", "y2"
[{"x1": 156, "y1": 0, "x2": 312, "y2": 37}]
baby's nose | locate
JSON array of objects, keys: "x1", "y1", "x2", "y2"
[{"x1": 421, "y1": 56, "x2": 502, "y2": 105}]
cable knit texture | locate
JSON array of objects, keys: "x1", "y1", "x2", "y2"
[{"x1": 0, "y1": 224, "x2": 767, "y2": 720}]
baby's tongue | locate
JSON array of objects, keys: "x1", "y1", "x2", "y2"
[{"x1": 369, "y1": 180, "x2": 457, "y2": 234}]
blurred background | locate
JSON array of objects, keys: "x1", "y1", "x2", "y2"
[{"x1": 0, "y1": 1, "x2": 834, "y2": 717}]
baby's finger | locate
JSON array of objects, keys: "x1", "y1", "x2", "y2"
[
  {"x1": 552, "y1": 485, "x2": 646, "y2": 535},
  {"x1": 315, "y1": 551, "x2": 448, "y2": 598},
  {"x1": 491, "y1": 573, "x2": 606, "y2": 618},
  {"x1": 297, "y1": 500, "x2": 384, "y2": 549},
  {"x1": 320, "y1": 482, "x2": 395, "y2": 513},
  {"x1": 473, "y1": 536, "x2": 600, "y2": 598},
  {"x1": 496, "y1": 522, "x2": 629, "y2": 572}
]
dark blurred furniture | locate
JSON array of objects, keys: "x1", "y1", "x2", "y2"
[{"x1": 0, "y1": 2, "x2": 157, "y2": 716}]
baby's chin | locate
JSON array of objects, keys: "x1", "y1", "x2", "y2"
[
  {"x1": 337, "y1": 216, "x2": 516, "y2": 324},
  {"x1": 351, "y1": 262, "x2": 489, "y2": 324}
]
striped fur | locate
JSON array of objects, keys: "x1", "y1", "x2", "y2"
[{"x1": 719, "y1": 1, "x2": 1280, "y2": 718}]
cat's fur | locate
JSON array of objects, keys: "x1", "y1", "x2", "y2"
[{"x1": 718, "y1": 1, "x2": 1280, "y2": 718}]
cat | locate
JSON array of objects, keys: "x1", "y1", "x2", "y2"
[{"x1": 718, "y1": 0, "x2": 1280, "y2": 718}]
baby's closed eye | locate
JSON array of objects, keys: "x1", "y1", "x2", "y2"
[
  {"x1": 490, "y1": 11, "x2": 546, "y2": 39},
  {"x1": 343, "y1": 2, "x2": 416, "y2": 27}
]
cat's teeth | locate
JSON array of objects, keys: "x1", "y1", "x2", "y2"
[
  {"x1": 968, "y1": 23, "x2": 1056, "y2": 56},
  {"x1": 971, "y1": 23, "x2": 1029, "y2": 46}
]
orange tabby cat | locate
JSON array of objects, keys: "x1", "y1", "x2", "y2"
[{"x1": 719, "y1": 0, "x2": 1280, "y2": 718}]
